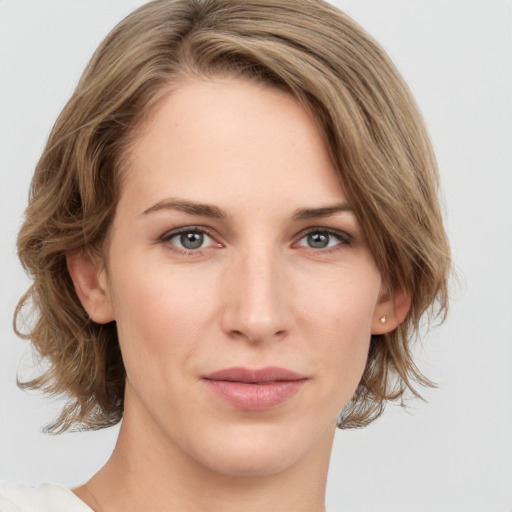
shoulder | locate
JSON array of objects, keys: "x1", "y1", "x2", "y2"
[{"x1": 0, "y1": 482, "x2": 93, "y2": 512}]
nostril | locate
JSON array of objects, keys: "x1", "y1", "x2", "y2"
[{"x1": 227, "y1": 328, "x2": 287, "y2": 344}]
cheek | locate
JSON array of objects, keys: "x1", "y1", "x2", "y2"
[
  {"x1": 298, "y1": 268, "x2": 380, "y2": 406},
  {"x1": 299, "y1": 264, "x2": 380, "y2": 340},
  {"x1": 107, "y1": 258, "x2": 218, "y2": 381}
]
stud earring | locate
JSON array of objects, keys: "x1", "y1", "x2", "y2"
[{"x1": 379, "y1": 315, "x2": 387, "y2": 324}]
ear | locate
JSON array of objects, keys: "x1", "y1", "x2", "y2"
[
  {"x1": 371, "y1": 285, "x2": 411, "y2": 335},
  {"x1": 67, "y1": 251, "x2": 115, "y2": 324}
]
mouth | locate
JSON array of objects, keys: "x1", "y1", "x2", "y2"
[{"x1": 201, "y1": 366, "x2": 308, "y2": 411}]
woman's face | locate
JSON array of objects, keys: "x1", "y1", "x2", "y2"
[{"x1": 92, "y1": 77, "x2": 394, "y2": 476}]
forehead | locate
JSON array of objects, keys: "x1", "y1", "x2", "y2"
[{"x1": 121, "y1": 77, "x2": 346, "y2": 214}]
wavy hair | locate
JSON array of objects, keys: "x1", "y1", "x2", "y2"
[{"x1": 15, "y1": 0, "x2": 450, "y2": 432}]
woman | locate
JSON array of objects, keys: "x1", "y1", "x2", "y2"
[{"x1": 2, "y1": 0, "x2": 449, "y2": 510}]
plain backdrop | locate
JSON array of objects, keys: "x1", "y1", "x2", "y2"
[{"x1": 1, "y1": 1, "x2": 511, "y2": 511}]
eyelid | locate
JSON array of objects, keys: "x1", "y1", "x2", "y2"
[
  {"x1": 159, "y1": 225, "x2": 353, "y2": 254},
  {"x1": 160, "y1": 225, "x2": 213, "y2": 241},
  {"x1": 160, "y1": 225, "x2": 222, "y2": 253},
  {"x1": 293, "y1": 226, "x2": 353, "y2": 249}
]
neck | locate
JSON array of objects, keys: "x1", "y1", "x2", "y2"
[{"x1": 74, "y1": 396, "x2": 334, "y2": 512}]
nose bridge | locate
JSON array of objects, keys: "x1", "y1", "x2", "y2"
[{"x1": 221, "y1": 241, "x2": 291, "y2": 343}]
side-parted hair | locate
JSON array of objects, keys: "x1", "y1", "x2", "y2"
[{"x1": 15, "y1": 0, "x2": 450, "y2": 432}]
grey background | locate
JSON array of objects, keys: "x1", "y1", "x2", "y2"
[{"x1": 1, "y1": 1, "x2": 511, "y2": 510}]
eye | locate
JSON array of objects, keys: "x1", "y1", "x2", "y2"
[
  {"x1": 295, "y1": 229, "x2": 352, "y2": 250},
  {"x1": 162, "y1": 227, "x2": 219, "y2": 253}
]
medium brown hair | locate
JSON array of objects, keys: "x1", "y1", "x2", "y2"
[{"x1": 15, "y1": 0, "x2": 450, "y2": 432}]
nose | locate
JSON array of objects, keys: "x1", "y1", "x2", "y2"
[{"x1": 220, "y1": 247, "x2": 293, "y2": 344}]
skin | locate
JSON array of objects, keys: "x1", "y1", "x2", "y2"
[{"x1": 69, "y1": 77, "x2": 407, "y2": 512}]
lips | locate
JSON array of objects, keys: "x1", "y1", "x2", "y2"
[{"x1": 202, "y1": 366, "x2": 308, "y2": 411}]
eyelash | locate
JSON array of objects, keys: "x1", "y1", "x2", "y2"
[
  {"x1": 295, "y1": 227, "x2": 353, "y2": 253},
  {"x1": 160, "y1": 226, "x2": 353, "y2": 256},
  {"x1": 160, "y1": 226, "x2": 219, "y2": 256}
]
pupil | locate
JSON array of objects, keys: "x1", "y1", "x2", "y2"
[
  {"x1": 181, "y1": 232, "x2": 203, "y2": 250},
  {"x1": 308, "y1": 232, "x2": 328, "y2": 248}
]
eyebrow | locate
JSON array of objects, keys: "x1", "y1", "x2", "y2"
[
  {"x1": 291, "y1": 203, "x2": 353, "y2": 220},
  {"x1": 141, "y1": 198, "x2": 353, "y2": 221},
  {"x1": 141, "y1": 198, "x2": 227, "y2": 218}
]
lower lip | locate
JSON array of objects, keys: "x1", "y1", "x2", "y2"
[{"x1": 203, "y1": 379, "x2": 307, "y2": 411}]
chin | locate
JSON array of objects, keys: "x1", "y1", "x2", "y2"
[
  {"x1": 202, "y1": 447, "x2": 298, "y2": 478},
  {"x1": 185, "y1": 420, "x2": 332, "y2": 479}
]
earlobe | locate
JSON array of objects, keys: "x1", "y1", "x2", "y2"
[
  {"x1": 67, "y1": 251, "x2": 115, "y2": 324},
  {"x1": 371, "y1": 287, "x2": 411, "y2": 335}
]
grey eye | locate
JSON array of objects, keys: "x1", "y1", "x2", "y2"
[
  {"x1": 296, "y1": 229, "x2": 351, "y2": 250},
  {"x1": 180, "y1": 231, "x2": 204, "y2": 250},
  {"x1": 163, "y1": 229, "x2": 215, "y2": 252},
  {"x1": 306, "y1": 232, "x2": 330, "y2": 248}
]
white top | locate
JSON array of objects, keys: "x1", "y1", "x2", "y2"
[{"x1": 0, "y1": 482, "x2": 92, "y2": 512}]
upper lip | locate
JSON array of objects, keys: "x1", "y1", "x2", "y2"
[{"x1": 202, "y1": 366, "x2": 307, "y2": 383}]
